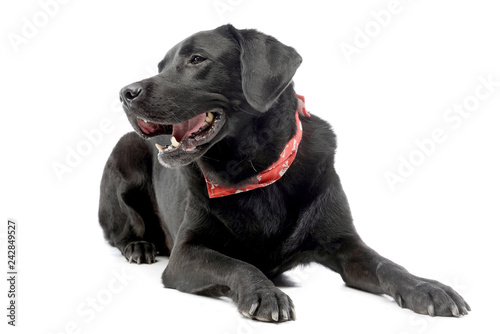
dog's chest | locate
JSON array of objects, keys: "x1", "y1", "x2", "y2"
[{"x1": 210, "y1": 187, "x2": 298, "y2": 240}]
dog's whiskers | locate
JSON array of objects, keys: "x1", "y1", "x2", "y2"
[{"x1": 201, "y1": 156, "x2": 221, "y2": 163}]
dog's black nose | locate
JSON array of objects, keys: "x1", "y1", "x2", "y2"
[{"x1": 120, "y1": 84, "x2": 143, "y2": 105}]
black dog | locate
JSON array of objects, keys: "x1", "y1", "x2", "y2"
[{"x1": 98, "y1": 24, "x2": 470, "y2": 322}]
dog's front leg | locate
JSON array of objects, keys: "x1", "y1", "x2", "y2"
[
  {"x1": 323, "y1": 237, "x2": 471, "y2": 317},
  {"x1": 162, "y1": 241, "x2": 295, "y2": 322},
  {"x1": 305, "y1": 180, "x2": 470, "y2": 317}
]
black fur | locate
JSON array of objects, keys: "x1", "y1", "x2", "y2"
[{"x1": 98, "y1": 24, "x2": 470, "y2": 322}]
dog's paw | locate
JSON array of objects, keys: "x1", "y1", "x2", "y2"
[
  {"x1": 237, "y1": 287, "x2": 295, "y2": 322},
  {"x1": 394, "y1": 278, "x2": 471, "y2": 317},
  {"x1": 123, "y1": 241, "x2": 156, "y2": 264}
]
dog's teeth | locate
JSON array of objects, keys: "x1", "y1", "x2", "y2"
[
  {"x1": 143, "y1": 119, "x2": 149, "y2": 123},
  {"x1": 206, "y1": 112, "x2": 214, "y2": 123},
  {"x1": 155, "y1": 143, "x2": 166, "y2": 152},
  {"x1": 171, "y1": 136, "x2": 180, "y2": 148}
]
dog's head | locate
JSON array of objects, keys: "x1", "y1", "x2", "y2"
[{"x1": 119, "y1": 24, "x2": 302, "y2": 169}]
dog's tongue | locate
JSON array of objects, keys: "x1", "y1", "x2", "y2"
[
  {"x1": 172, "y1": 114, "x2": 207, "y2": 142},
  {"x1": 137, "y1": 119, "x2": 161, "y2": 135}
]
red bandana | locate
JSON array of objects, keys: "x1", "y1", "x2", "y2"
[{"x1": 204, "y1": 94, "x2": 310, "y2": 198}]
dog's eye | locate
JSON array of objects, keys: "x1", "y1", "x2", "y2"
[{"x1": 189, "y1": 55, "x2": 206, "y2": 65}]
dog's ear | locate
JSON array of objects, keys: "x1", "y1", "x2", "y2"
[{"x1": 226, "y1": 25, "x2": 302, "y2": 112}]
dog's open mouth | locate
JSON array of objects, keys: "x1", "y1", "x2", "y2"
[{"x1": 136, "y1": 109, "x2": 225, "y2": 154}]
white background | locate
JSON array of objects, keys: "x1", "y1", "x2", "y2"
[{"x1": 2, "y1": 0, "x2": 499, "y2": 333}]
